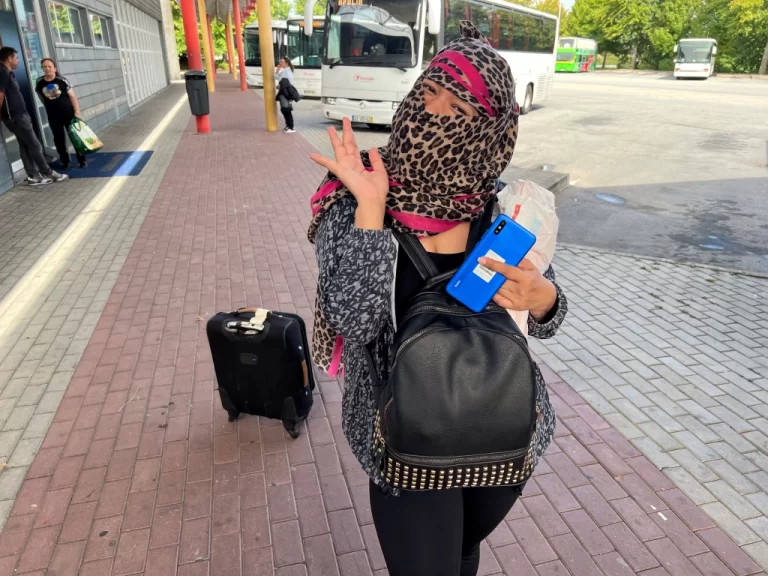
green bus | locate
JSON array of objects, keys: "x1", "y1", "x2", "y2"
[{"x1": 555, "y1": 37, "x2": 598, "y2": 72}]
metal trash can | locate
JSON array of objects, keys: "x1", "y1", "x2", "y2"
[{"x1": 185, "y1": 70, "x2": 209, "y2": 116}]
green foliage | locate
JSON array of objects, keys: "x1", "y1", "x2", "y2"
[{"x1": 564, "y1": 0, "x2": 768, "y2": 73}]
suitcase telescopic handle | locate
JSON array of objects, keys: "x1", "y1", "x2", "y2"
[{"x1": 234, "y1": 307, "x2": 258, "y2": 314}]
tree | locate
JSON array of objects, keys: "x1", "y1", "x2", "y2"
[
  {"x1": 562, "y1": 0, "x2": 622, "y2": 65},
  {"x1": 729, "y1": 0, "x2": 768, "y2": 74},
  {"x1": 533, "y1": 0, "x2": 568, "y2": 21},
  {"x1": 644, "y1": 0, "x2": 698, "y2": 68},
  {"x1": 293, "y1": 0, "x2": 326, "y2": 18},
  {"x1": 171, "y1": 0, "x2": 187, "y2": 59}
]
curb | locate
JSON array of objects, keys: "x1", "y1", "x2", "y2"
[
  {"x1": 591, "y1": 69, "x2": 768, "y2": 80},
  {"x1": 558, "y1": 242, "x2": 768, "y2": 280}
]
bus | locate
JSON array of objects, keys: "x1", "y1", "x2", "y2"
[
  {"x1": 286, "y1": 16, "x2": 325, "y2": 97},
  {"x1": 674, "y1": 38, "x2": 718, "y2": 79},
  {"x1": 555, "y1": 37, "x2": 597, "y2": 72},
  {"x1": 302, "y1": 0, "x2": 558, "y2": 127},
  {"x1": 244, "y1": 20, "x2": 288, "y2": 88}
]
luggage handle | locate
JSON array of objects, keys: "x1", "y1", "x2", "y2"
[
  {"x1": 228, "y1": 308, "x2": 270, "y2": 331},
  {"x1": 231, "y1": 307, "x2": 310, "y2": 387}
]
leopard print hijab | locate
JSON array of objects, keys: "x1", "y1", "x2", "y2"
[{"x1": 308, "y1": 21, "x2": 520, "y2": 374}]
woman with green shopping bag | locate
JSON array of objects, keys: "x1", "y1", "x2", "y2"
[{"x1": 36, "y1": 58, "x2": 90, "y2": 168}]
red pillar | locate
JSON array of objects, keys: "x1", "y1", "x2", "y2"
[
  {"x1": 207, "y1": 15, "x2": 217, "y2": 78},
  {"x1": 233, "y1": 2, "x2": 247, "y2": 91},
  {"x1": 178, "y1": 0, "x2": 209, "y2": 133}
]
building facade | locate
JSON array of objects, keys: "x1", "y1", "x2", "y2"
[{"x1": 0, "y1": 0, "x2": 177, "y2": 193}]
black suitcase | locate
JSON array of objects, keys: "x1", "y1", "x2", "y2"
[{"x1": 206, "y1": 308, "x2": 315, "y2": 438}]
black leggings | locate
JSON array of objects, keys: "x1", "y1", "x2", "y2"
[
  {"x1": 280, "y1": 107, "x2": 294, "y2": 129},
  {"x1": 50, "y1": 115, "x2": 85, "y2": 165},
  {"x1": 278, "y1": 94, "x2": 294, "y2": 129},
  {"x1": 370, "y1": 481, "x2": 524, "y2": 576}
]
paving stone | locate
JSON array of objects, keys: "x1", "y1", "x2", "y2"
[
  {"x1": 704, "y1": 481, "x2": 761, "y2": 520},
  {"x1": 700, "y1": 503, "x2": 761, "y2": 547}
]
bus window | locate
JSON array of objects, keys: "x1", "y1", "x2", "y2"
[
  {"x1": 444, "y1": 0, "x2": 466, "y2": 43},
  {"x1": 513, "y1": 12, "x2": 532, "y2": 51},
  {"x1": 472, "y1": 4, "x2": 490, "y2": 38},
  {"x1": 500, "y1": 13, "x2": 513, "y2": 49},
  {"x1": 421, "y1": 31, "x2": 438, "y2": 68},
  {"x1": 540, "y1": 18, "x2": 556, "y2": 52},
  {"x1": 489, "y1": 11, "x2": 500, "y2": 48}
]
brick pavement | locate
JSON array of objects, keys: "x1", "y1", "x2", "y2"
[
  {"x1": 530, "y1": 247, "x2": 768, "y2": 569},
  {"x1": 0, "y1": 78, "x2": 763, "y2": 575},
  {"x1": 0, "y1": 84, "x2": 190, "y2": 528},
  {"x1": 293, "y1": 94, "x2": 768, "y2": 569}
]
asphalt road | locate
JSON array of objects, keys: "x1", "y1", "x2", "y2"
[{"x1": 291, "y1": 72, "x2": 768, "y2": 275}]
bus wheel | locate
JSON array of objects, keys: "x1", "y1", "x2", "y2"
[{"x1": 521, "y1": 84, "x2": 533, "y2": 115}]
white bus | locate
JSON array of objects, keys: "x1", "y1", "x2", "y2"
[
  {"x1": 286, "y1": 16, "x2": 326, "y2": 97},
  {"x1": 303, "y1": 0, "x2": 558, "y2": 127},
  {"x1": 244, "y1": 20, "x2": 288, "y2": 88},
  {"x1": 674, "y1": 38, "x2": 718, "y2": 79}
]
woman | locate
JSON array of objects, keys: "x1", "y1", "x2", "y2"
[
  {"x1": 35, "y1": 58, "x2": 86, "y2": 169},
  {"x1": 308, "y1": 22, "x2": 568, "y2": 576},
  {"x1": 275, "y1": 57, "x2": 296, "y2": 133}
]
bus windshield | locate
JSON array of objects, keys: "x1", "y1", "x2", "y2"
[
  {"x1": 244, "y1": 29, "x2": 284, "y2": 67},
  {"x1": 288, "y1": 22, "x2": 324, "y2": 68},
  {"x1": 677, "y1": 41, "x2": 714, "y2": 64},
  {"x1": 323, "y1": 0, "x2": 421, "y2": 69}
]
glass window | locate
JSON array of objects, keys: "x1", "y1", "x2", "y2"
[
  {"x1": 444, "y1": 0, "x2": 464, "y2": 43},
  {"x1": 91, "y1": 14, "x2": 113, "y2": 48},
  {"x1": 244, "y1": 30, "x2": 261, "y2": 66},
  {"x1": 48, "y1": 1, "x2": 84, "y2": 45},
  {"x1": 324, "y1": 0, "x2": 422, "y2": 69},
  {"x1": 539, "y1": 18, "x2": 556, "y2": 53},
  {"x1": 287, "y1": 21, "x2": 325, "y2": 68},
  {"x1": 244, "y1": 28, "x2": 285, "y2": 67},
  {"x1": 512, "y1": 12, "x2": 529, "y2": 51}
]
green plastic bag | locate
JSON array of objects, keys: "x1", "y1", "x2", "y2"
[{"x1": 67, "y1": 118, "x2": 104, "y2": 155}]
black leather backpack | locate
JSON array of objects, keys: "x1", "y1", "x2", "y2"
[{"x1": 369, "y1": 198, "x2": 539, "y2": 490}]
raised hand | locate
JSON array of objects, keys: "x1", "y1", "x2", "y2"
[{"x1": 310, "y1": 118, "x2": 389, "y2": 214}]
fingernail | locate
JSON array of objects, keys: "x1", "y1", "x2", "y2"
[{"x1": 478, "y1": 257, "x2": 486, "y2": 265}]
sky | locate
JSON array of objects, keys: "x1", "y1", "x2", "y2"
[{"x1": 561, "y1": 0, "x2": 575, "y2": 8}]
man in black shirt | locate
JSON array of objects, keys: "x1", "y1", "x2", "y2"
[{"x1": 0, "y1": 46, "x2": 67, "y2": 186}]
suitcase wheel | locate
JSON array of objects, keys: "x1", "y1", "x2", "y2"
[
  {"x1": 227, "y1": 410, "x2": 240, "y2": 422},
  {"x1": 283, "y1": 420, "x2": 300, "y2": 439},
  {"x1": 281, "y1": 397, "x2": 301, "y2": 439}
]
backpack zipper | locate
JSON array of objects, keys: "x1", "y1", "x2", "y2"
[
  {"x1": 385, "y1": 443, "x2": 530, "y2": 467},
  {"x1": 392, "y1": 321, "x2": 530, "y2": 369},
  {"x1": 401, "y1": 304, "x2": 508, "y2": 325},
  {"x1": 390, "y1": 326, "x2": 446, "y2": 367}
]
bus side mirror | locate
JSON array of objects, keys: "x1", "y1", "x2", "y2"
[
  {"x1": 673, "y1": 44, "x2": 678, "y2": 53},
  {"x1": 427, "y1": 0, "x2": 441, "y2": 35},
  {"x1": 712, "y1": 46, "x2": 718, "y2": 55},
  {"x1": 304, "y1": 0, "x2": 317, "y2": 36}
]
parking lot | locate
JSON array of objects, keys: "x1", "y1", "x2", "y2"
[{"x1": 292, "y1": 73, "x2": 768, "y2": 274}]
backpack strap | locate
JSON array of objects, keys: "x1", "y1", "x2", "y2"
[{"x1": 395, "y1": 233, "x2": 439, "y2": 280}]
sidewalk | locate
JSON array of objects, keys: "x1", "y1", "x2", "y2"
[{"x1": 0, "y1": 78, "x2": 764, "y2": 576}]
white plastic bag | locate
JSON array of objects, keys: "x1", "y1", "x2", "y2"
[{"x1": 497, "y1": 180, "x2": 559, "y2": 336}]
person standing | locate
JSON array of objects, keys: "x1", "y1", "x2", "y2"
[
  {"x1": 36, "y1": 58, "x2": 86, "y2": 169},
  {"x1": 0, "y1": 47, "x2": 68, "y2": 185},
  {"x1": 275, "y1": 57, "x2": 296, "y2": 133},
  {"x1": 307, "y1": 22, "x2": 567, "y2": 575}
]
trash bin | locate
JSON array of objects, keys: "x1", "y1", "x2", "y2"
[{"x1": 185, "y1": 70, "x2": 209, "y2": 116}]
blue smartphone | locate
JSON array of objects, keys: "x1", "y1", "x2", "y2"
[{"x1": 446, "y1": 215, "x2": 536, "y2": 313}]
